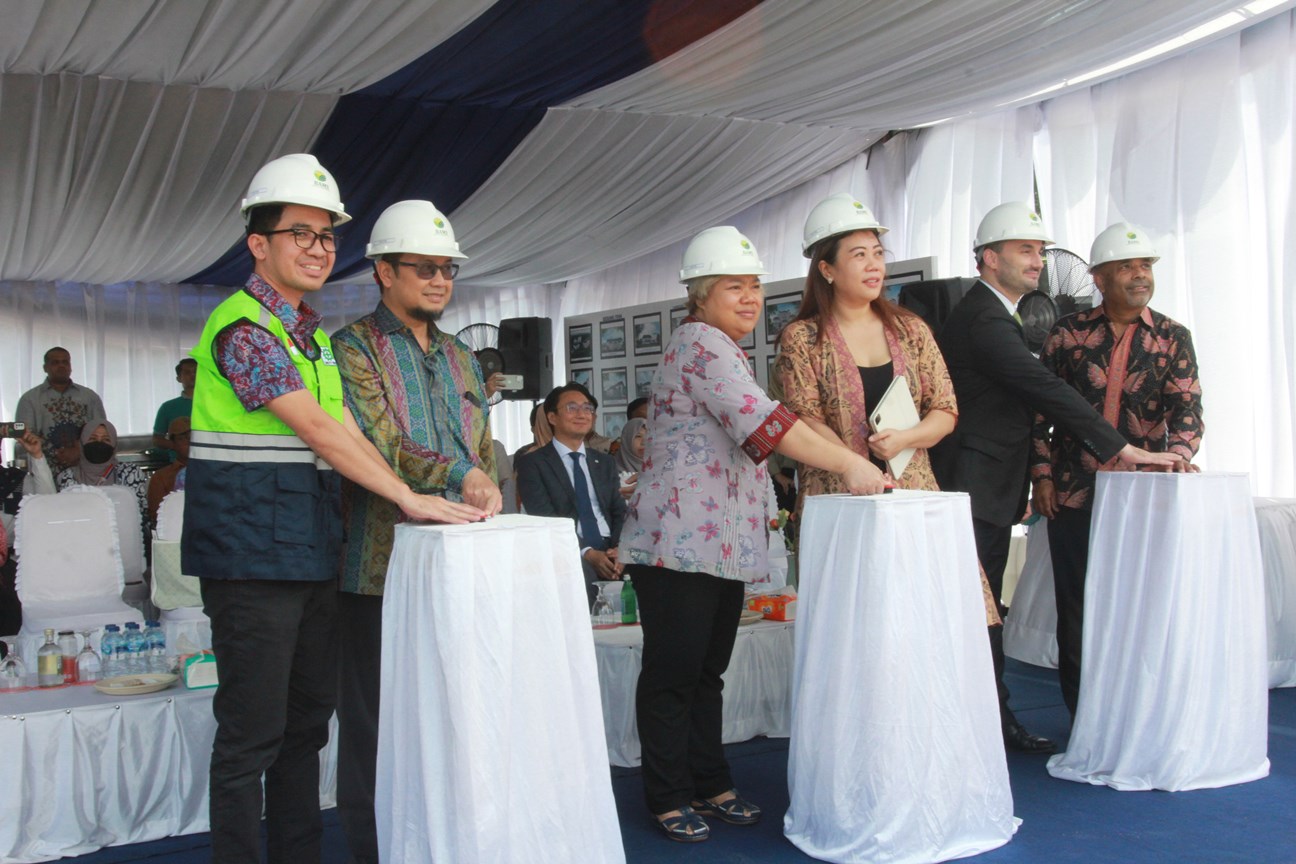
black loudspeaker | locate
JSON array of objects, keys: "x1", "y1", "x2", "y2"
[
  {"x1": 498, "y1": 317, "x2": 553, "y2": 401},
  {"x1": 897, "y1": 278, "x2": 971, "y2": 339}
]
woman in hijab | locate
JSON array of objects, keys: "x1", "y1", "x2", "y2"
[
  {"x1": 55, "y1": 418, "x2": 149, "y2": 535},
  {"x1": 614, "y1": 417, "x2": 646, "y2": 498}
]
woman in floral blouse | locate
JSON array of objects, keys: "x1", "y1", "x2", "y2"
[
  {"x1": 775, "y1": 194, "x2": 999, "y2": 624},
  {"x1": 622, "y1": 226, "x2": 885, "y2": 844}
]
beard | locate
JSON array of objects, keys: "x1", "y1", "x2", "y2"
[{"x1": 411, "y1": 307, "x2": 442, "y2": 324}]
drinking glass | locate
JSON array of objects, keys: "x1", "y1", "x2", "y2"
[
  {"x1": 591, "y1": 593, "x2": 616, "y2": 630},
  {"x1": 76, "y1": 629, "x2": 102, "y2": 683},
  {"x1": 0, "y1": 638, "x2": 26, "y2": 689}
]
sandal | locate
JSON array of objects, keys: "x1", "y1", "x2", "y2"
[
  {"x1": 655, "y1": 805, "x2": 710, "y2": 843},
  {"x1": 691, "y1": 790, "x2": 762, "y2": 825}
]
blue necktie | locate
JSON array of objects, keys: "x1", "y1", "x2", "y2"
[{"x1": 568, "y1": 452, "x2": 604, "y2": 550}]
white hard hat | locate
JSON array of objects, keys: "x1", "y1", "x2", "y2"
[
  {"x1": 1088, "y1": 222, "x2": 1159, "y2": 270},
  {"x1": 973, "y1": 202, "x2": 1052, "y2": 251},
  {"x1": 365, "y1": 200, "x2": 468, "y2": 260},
  {"x1": 679, "y1": 226, "x2": 768, "y2": 283},
  {"x1": 240, "y1": 154, "x2": 351, "y2": 226},
  {"x1": 802, "y1": 193, "x2": 888, "y2": 257}
]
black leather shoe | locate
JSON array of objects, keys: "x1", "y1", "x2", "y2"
[{"x1": 1003, "y1": 720, "x2": 1056, "y2": 754}]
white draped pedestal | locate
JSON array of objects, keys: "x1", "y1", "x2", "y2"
[
  {"x1": 376, "y1": 515, "x2": 624, "y2": 864},
  {"x1": 594, "y1": 618, "x2": 793, "y2": 767},
  {"x1": 784, "y1": 491, "x2": 1015, "y2": 864},
  {"x1": 1255, "y1": 498, "x2": 1296, "y2": 688},
  {"x1": 1048, "y1": 473, "x2": 1270, "y2": 791}
]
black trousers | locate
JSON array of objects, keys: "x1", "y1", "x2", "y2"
[
  {"x1": 631, "y1": 564, "x2": 745, "y2": 815},
  {"x1": 336, "y1": 592, "x2": 383, "y2": 864},
  {"x1": 201, "y1": 578, "x2": 337, "y2": 864},
  {"x1": 1047, "y1": 506, "x2": 1093, "y2": 719},
  {"x1": 971, "y1": 517, "x2": 1013, "y2": 727}
]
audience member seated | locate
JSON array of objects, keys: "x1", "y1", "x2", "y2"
[
  {"x1": 614, "y1": 417, "x2": 646, "y2": 500},
  {"x1": 516, "y1": 383, "x2": 627, "y2": 603},
  {"x1": 46, "y1": 421, "x2": 84, "y2": 473},
  {"x1": 626, "y1": 397, "x2": 649, "y2": 421},
  {"x1": 0, "y1": 432, "x2": 58, "y2": 635},
  {"x1": 15, "y1": 347, "x2": 106, "y2": 449},
  {"x1": 147, "y1": 416, "x2": 190, "y2": 527},
  {"x1": 152, "y1": 358, "x2": 196, "y2": 459},
  {"x1": 56, "y1": 419, "x2": 149, "y2": 546}
]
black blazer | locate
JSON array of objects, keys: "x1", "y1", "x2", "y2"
[
  {"x1": 515, "y1": 441, "x2": 627, "y2": 547},
  {"x1": 931, "y1": 281, "x2": 1126, "y2": 527}
]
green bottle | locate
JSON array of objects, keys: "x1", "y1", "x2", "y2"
[{"x1": 621, "y1": 578, "x2": 638, "y2": 624}]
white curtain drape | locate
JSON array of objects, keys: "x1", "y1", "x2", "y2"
[{"x1": 1035, "y1": 11, "x2": 1295, "y2": 495}]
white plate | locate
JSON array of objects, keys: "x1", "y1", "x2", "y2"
[
  {"x1": 93, "y1": 673, "x2": 178, "y2": 696},
  {"x1": 739, "y1": 610, "x2": 764, "y2": 626}
]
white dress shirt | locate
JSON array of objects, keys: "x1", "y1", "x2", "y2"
[{"x1": 551, "y1": 438, "x2": 611, "y2": 544}]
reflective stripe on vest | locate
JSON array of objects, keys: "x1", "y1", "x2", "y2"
[{"x1": 189, "y1": 429, "x2": 332, "y2": 469}]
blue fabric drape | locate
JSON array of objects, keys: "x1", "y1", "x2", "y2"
[{"x1": 187, "y1": 0, "x2": 762, "y2": 286}]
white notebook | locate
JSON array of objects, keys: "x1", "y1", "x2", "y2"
[{"x1": 868, "y1": 375, "x2": 920, "y2": 480}]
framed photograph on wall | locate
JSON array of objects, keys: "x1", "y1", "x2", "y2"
[
  {"x1": 603, "y1": 413, "x2": 627, "y2": 440},
  {"x1": 669, "y1": 305, "x2": 687, "y2": 332},
  {"x1": 633, "y1": 312, "x2": 662, "y2": 355},
  {"x1": 568, "y1": 323, "x2": 593, "y2": 364},
  {"x1": 766, "y1": 354, "x2": 778, "y2": 389},
  {"x1": 738, "y1": 328, "x2": 755, "y2": 350},
  {"x1": 599, "y1": 317, "x2": 626, "y2": 360},
  {"x1": 746, "y1": 354, "x2": 756, "y2": 377},
  {"x1": 764, "y1": 292, "x2": 801, "y2": 344},
  {"x1": 635, "y1": 364, "x2": 655, "y2": 399},
  {"x1": 600, "y1": 367, "x2": 629, "y2": 405},
  {"x1": 882, "y1": 256, "x2": 938, "y2": 303},
  {"x1": 570, "y1": 368, "x2": 592, "y2": 390}
]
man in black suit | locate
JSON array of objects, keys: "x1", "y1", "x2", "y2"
[
  {"x1": 934, "y1": 202, "x2": 1180, "y2": 754},
  {"x1": 516, "y1": 383, "x2": 627, "y2": 602}
]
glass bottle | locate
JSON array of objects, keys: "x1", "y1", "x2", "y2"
[
  {"x1": 37, "y1": 629, "x2": 63, "y2": 687},
  {"x1": 57, "y1": 629, "x2": 78, "y2": 683},
  {"x1": 621, "y1": 577, "x2": 638, "y2": 624}
]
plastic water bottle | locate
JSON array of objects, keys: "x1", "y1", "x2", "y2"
[
  {"x1": 100, "y1": 625, "x2": 122, "y2": 678},
  {"x1": 143, "y1": 620, "x2": 167, "y2": 673},
  {"x1": 122, "y1": 622, "x2": 145, "y2": 674}
]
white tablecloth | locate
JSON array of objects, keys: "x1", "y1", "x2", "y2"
[
  {"x1": 785, "y1": 491, "x2": 1014, "y2": 864},
  {"x1": 377, "y1": 515, "x2": 623, "y2": 864},
  {"x1": 1048, "y1": 473, "x2": 1270, "y2": 791},
  {"x1": 1002, "y1": 526, "x2": 1059, "y2": 668},
  {"x1": 1006, "y1": 496, "x2": 1296, "y2": 689},
  {"x1": 0, "y1": 684, "x2": 337, "y2": 864},
  {"x1": 1255, "y1": 498, "x2": 1296, "y2": 687},
  {"x1": 593, "y1": 618, "x2": 793, "y2": 767}
]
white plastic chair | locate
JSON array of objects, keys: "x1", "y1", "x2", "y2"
[
  {"x1": 149, "y1": 491, "x2": 211, "y2": 651},
  {"x1": 14, "y1": 487, "x2": 143, "y2": 663}
]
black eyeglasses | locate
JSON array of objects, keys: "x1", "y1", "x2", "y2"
[
  {"x1": 393, "y1": 260, "x2": 460, "y2": 280},
  {"x1": 262, "y1": 228, "x2": 339, "y2": 252},
  {"x1": 562, "y1": 403, "x2": 597, "y2": 416}
]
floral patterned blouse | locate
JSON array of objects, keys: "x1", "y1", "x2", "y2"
[
  {"x1": 622, "y1": 319, "x2": 796, "y2": 583},
  {"x1": 776, "y1": 311, "x2": 957, "y2": 501}
]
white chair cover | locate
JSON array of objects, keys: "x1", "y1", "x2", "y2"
[
  {"x1": 1047, "y1": 473, "x2": 1270, "y2": 791},
  {"x1": 1002, "y1": 525, "x2": 1060, "y2": 668},
  {"x1": 377, "y1": 516, "x2": 624, "y2": 864},
  {"x1": 786, "y1": 491, "x2": 1015, "y2": 863},
  {"x1": 94, "y1": 484, "x2": 145, "y2": 581},
  {"x1": 1255, "y1": 498, "x2": 1296, "y2": 688},
  {"x1": 149, "y1": 491, "x2": 210, "y2": 651},
  {"x1": 13, "y1": 488, "x2": 141, "y2": 663},
  {"x1": 155, "y1": 489, "x2": 186, "y2": 541}
]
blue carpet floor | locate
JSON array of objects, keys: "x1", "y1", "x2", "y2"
[{"x1": 73, "y1": 660, "x2": 1296, "y2": 863}]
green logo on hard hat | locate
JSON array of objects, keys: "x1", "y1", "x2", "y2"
[
  {"x1": 434, "y1": 218, "x2": 445, "y2": 228},
  {"x1": 852, "y1": 201, "x2": 863, "y2": 210},
  {"x1": 1029, "y1": 212, "x2": 1041, "y2": 222},
  {"x1": 314, "y1": 170, "x2": 327, "y2": 183},
  {"x1": 1126, "y1": 231, "x2": 1138, "y2": 240},
  {"x1": 740, "y1": 240, "x2": 751, "y2": 249}
]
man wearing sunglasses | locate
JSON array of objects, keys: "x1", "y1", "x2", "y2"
[
  {"x1": 329, "y1": 199, "x2": 503, "y2": 864},
  {"x1": 516, "y1": 383, "x2": 627, "y2": 602},
  {"x1": 184, "y1": 160, "x2": 484, "y2": 864}
]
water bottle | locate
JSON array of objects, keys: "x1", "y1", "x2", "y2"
[
  {"x1": 122, "y1": 622, "x2": 145, "y2": 675},
  {"x1": 101, "y1": 625, "x2": 122, "y2": 677},
  {"x1": 144, "y1": 620, "x2": 167, "y2": 673},
  {"x1": 621, "y1": 577, "x2": 638, "y2": 624},
  {"x1": 37, "y1": 629, "x2": 63, "y2": 687}
]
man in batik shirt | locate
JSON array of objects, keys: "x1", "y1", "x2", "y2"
[
  {"x1": 1030, "y1": 222, "x2": 1204, "y2": 719},
  {"x1": 331, "y1": 200, "x2": 501, "y2": 864}
]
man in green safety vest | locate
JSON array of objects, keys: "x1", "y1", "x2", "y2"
[{"x1": 182, "y1": 154, "x2": 486, "y2": 864}]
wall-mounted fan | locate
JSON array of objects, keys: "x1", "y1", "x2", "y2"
[{"x1": 455, "y1": 322, "x2": 504, "y2": 405}]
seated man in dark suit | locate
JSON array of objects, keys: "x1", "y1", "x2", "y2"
[{"x1": 516, "y1": 383, "x2": 627, "y2": 603}]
